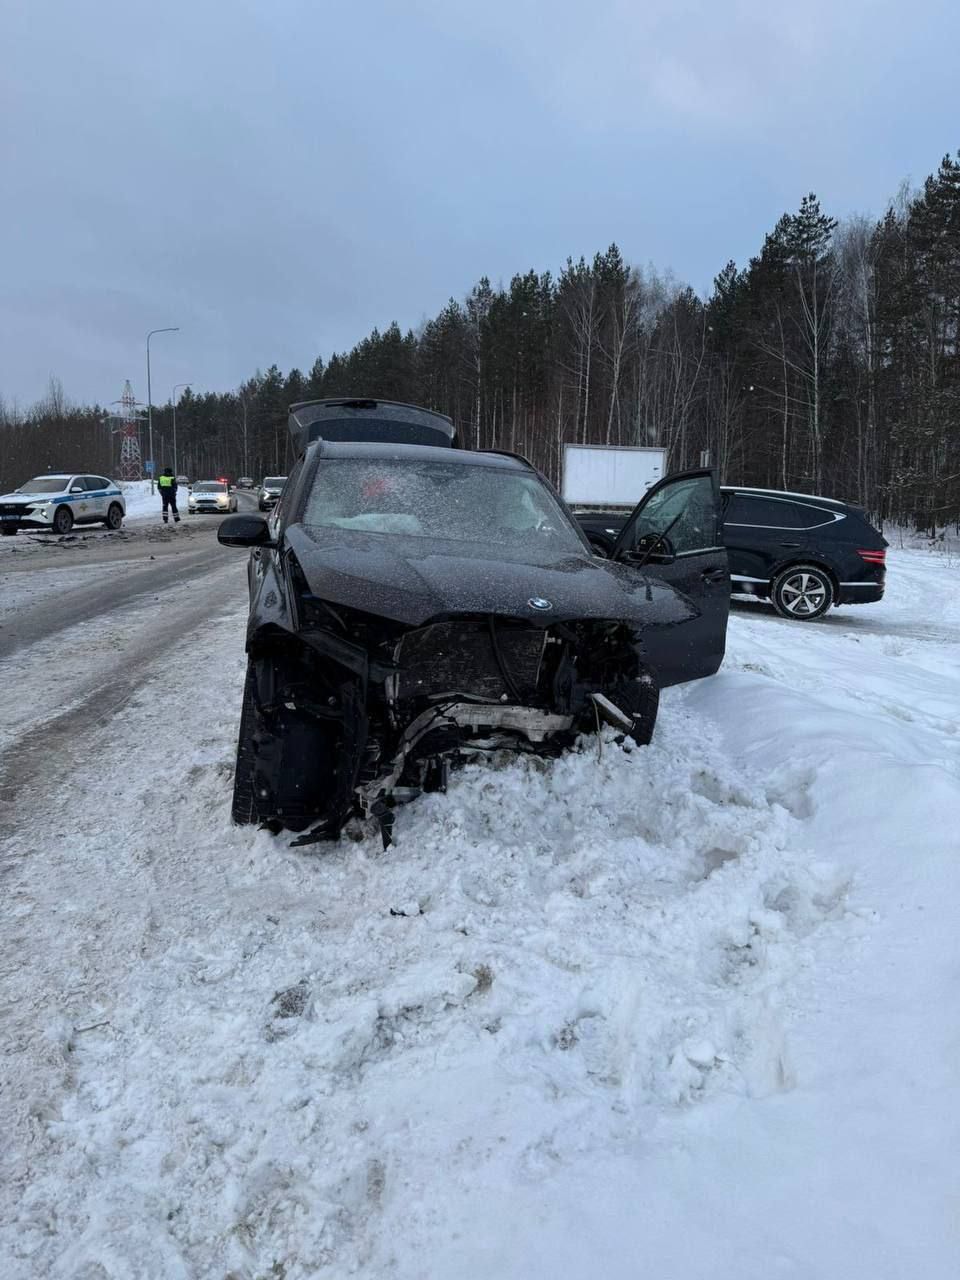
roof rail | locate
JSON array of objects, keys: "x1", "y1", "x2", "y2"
[{"x1": 721, "y1": 484, "x2": 848, "y2": 506}]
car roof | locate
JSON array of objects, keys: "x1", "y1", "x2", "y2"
[
  {"x1": 721, "y1": 485, "x2": 849, "y2": 509},
  {"x1": 310, "y1": 440, "x2": 531, "y2": 471}
]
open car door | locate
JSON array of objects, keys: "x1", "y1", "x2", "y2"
[{"x1": 610, "y1": 468, "x2": 729, "y2": 687}]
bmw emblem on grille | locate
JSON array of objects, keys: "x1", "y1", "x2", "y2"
[{"x1": 527, "y1": 597, "x2": 553, "y2": 611}]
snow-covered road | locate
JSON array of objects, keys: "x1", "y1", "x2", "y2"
[{"x1": 1, "y1": 548, "x2": 958, "y2": 1278}]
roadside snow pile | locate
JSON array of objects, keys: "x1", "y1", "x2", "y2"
[
  {"x1": 1, "y1": 548, "x2": 959, "y2": 1278},
  {"x1": 118, "y1": 479, "x2": 161, "y2": 521},
  {"x1": 886, "y1": 524, "x2": 960, "y2": 556},
  {"x1": 4, "y1": 664, "x2": 847, "y2": 1278}
]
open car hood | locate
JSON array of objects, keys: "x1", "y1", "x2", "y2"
[{"x1": 285, "y1": 525, "x2": 696, "y2": 629}]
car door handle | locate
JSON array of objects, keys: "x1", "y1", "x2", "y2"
[
  {"x1": 701, "y1": 567, "x2": 727, "y2": 584},
  {"x1": 778, "y1": 542, "x2": 802, "y2": 549}
]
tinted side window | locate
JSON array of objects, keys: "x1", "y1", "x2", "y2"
[
  {"x1": 725, "y1": 496, "x2": 824, "y2": 529},
  {"x1": 789, "y1": 503, "x2": 839, "y2": 529}
]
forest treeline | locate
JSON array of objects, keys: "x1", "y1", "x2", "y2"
[{"x1": 3, "y1": 154, "x2": 959, "y2": 531}]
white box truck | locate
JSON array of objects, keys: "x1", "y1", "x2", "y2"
[{"x1": 562, "y1": 444, "x2": 667, "y2": 554}]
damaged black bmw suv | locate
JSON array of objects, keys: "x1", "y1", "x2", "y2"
[{"x1": 218, "y1": 441, "x2": 729, "y2": 844}]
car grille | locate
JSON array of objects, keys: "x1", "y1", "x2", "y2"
[
  {"x1": 397, "y1": 621, "x2": 547, "y2": 702},
  {"x1": 1, "y1": 504, "x2": 27, "y2": 514}
]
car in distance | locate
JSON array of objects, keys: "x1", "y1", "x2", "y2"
[
  {"x1": 237, "y1": 476, "x2": 255, "y2": 489},
  {"x1": 578, "y1": 485, "x2": 887, "y2": 621},
  {"x1": 258, "y1": 476, "x2": 287, "y2": 511},
  {"x1": 176, "y1": 474, "x2": 190, "y2": 487},
  {"x1": 218, "y1": 442, "x2": 729, "y2": 843},
  {"x1": 187, "y1": 481, "x2": 238, "y2": 515},
  {"x1": 0, "y1": 473, "x2": 125, "y2": 536}
]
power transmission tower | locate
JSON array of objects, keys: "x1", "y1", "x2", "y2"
[{"x1": 108, "y1": 381, "x2": 146, "y2": 480}]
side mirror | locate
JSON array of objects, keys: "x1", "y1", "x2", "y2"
[
  {"x1": 70, "y1": 485, "x2": 84, "y2": 494},
  {"x1": 217, "y1": 513, "x2": 277, "y2": 548}
]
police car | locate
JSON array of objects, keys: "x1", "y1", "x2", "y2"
[
  {"x1": 0, "y1": 473, "x2": 126, "y2": 536},
  {"x1": 187, "y1": 480, "x2": 238, "y2": 514}
]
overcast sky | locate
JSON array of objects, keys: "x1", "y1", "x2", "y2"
[{"x1": 1, "y1": 0, "x2": 957, "y2": 408}]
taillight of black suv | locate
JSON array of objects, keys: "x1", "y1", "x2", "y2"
[{"x1": 857, "y1": 548, "x2": 887, "y2": 568}]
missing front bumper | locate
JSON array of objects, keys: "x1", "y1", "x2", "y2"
[{"x1": 356, "y1": 701, "x2": 574, "y2": 818}]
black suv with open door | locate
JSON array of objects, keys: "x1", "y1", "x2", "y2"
[{"x1": 218, "y1": 456, "x2": 728, "y2": 843}]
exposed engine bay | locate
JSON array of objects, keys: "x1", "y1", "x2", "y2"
[{"x1": 242, "y1": 593, "x2": 658, "y2": 846}]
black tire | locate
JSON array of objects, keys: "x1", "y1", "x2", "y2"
[
  {"x1": 104, "y1": 502, "x2": 124, "y2": 530},
  {"x1": 1, "y1": 526, "x2": 16, "y2": 537},
  {"x1": 232, "y1": 658, "x2": 341, "y2": 832},
  {"x1": 52, "y1": 506, "x2": 74, "y2": 535},
  {"x1": 771, "y1": 563, "x2": 834, "y2": 621},
  {"x1": 232, "y1": 662, "x2": 260, "y2": 825},
  {"x1": 604, "y1": 668, "x2": 660, "y2": 746}
]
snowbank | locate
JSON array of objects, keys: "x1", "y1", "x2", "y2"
[
  {"x1": 886, "y1": 524, "x2": 960, "y2": 556},
  {"x1": 118, "y1": 479, "x2": 164, "y2": 521}
]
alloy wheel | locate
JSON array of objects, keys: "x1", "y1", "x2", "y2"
[{"x1": 779, "y1": 571, "x2": 827, "y2": 616}]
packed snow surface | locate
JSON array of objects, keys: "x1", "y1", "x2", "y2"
[{"x1": 1, "y1": 548, "x2": 958, "y2": 1278}]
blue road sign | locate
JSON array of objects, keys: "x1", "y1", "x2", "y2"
[{"x1": 144, "y1": 460, "x2": 155, "y2": 475}]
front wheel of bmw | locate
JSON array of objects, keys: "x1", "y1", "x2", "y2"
[
  {"x1": 771, "y1": 564, "x2": 834, "y2": 621},
  {"x1": 232, "y1": 662, "x2": 260, "y2": 825}
]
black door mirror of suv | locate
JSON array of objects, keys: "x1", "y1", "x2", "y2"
[{"x1": 218, "y1": 514, "x2": 277, "y2": 548}]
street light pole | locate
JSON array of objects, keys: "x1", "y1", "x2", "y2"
[
  {"x1": 146, "y1": 327, "x2": 179, "y2": 492},
  {"x1": 172, "y1": 382, "x2": 192, "y2": 479}
]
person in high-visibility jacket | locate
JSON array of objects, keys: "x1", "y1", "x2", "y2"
[{"x1": 158, "y1": 468, "x2": 180, "y2": 524}]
